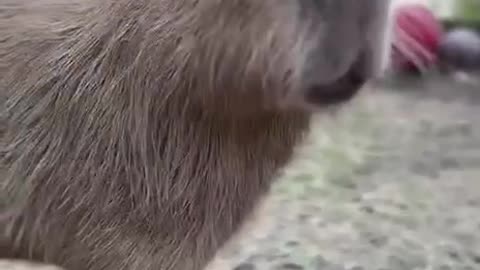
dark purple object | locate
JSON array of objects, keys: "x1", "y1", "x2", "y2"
[{"x1": 438, "y1": 28, "x2": 480, "y2": 71}]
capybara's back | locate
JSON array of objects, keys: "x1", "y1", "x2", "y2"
[{"x1": 0, "y1": 0, "x2": 392, "y2": 269}]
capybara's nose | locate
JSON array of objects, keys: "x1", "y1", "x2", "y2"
[{"x1": 303, "y1": 52, "x2": 370, "y2": 106}]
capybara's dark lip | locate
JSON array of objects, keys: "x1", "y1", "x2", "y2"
[{"x1": 304, "y1": 67, "x2": 367, "y2": 106}]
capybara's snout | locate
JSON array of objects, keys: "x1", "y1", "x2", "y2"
[{"x1": 293, "y1": 0, "x2": 392, "y2": 108}]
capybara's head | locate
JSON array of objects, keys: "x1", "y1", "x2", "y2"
[
  {"x1": 0, "y1": 1, "x2": 393, "y2": 267},
  {"x1": 94, "y1": 0, "x2": 392, "y2": 116}
]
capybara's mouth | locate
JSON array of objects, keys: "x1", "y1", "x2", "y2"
[{"x1": 304, "y1": 60, "x2": 368, "y2": 106}]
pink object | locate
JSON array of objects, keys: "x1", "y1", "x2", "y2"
[{"x1": 391, "y1": 4, "x2": 443, "y2": 73}]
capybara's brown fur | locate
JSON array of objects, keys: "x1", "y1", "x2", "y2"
[{"x1": 0, "y1": 0, "x2": 392, "y2": 269}]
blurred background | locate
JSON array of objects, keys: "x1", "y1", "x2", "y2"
[{"x1": 206, "y1": 1, "x2": 480, "y2": 270}]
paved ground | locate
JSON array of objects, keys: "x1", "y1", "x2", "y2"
[
  {"x1": 209, "y1": 72, "x2": 480, "y2": 270},
  {"x1": 2, "y1": 73, "x2": 480, "y2": 270}
]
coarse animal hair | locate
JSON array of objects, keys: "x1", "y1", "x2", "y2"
[{"x1": 0, "y1": 0, "x2": 392, "y2": 269}]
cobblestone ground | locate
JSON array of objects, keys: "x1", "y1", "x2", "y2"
[{"x1": 2, "y1": 73, "x2": 480, "y2": 270}]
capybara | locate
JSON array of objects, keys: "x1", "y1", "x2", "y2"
[{"x1": 0, "y1": 0, "x2": 392, "y2": 269}]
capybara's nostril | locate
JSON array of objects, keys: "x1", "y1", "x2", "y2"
[{"x1": 304, "y1": 53, "x2": 369, "y2": 106}]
